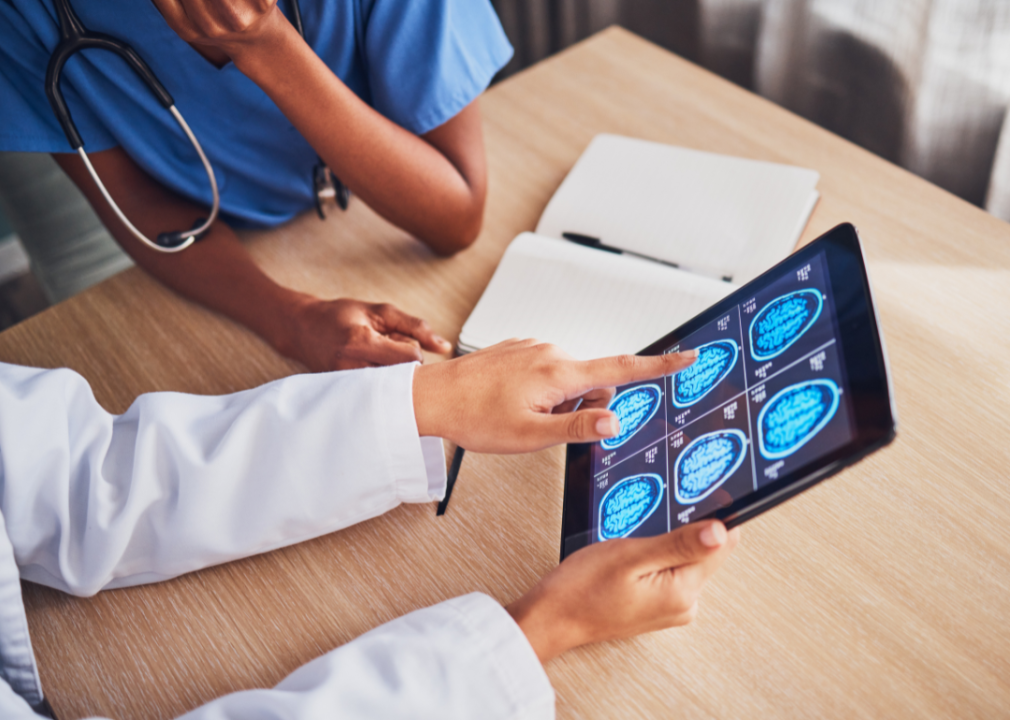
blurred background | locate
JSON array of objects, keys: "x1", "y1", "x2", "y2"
[
  {"x1": 491, "y1": 0, "x2": 1010, "y2": 212},
  {"x1": 2, "y1": 0, "x2": 1008, "y2": 330}
]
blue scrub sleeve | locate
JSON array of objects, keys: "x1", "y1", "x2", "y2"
[{"x1": 362, "y1": 0, "x2": 514, "y2": 135}]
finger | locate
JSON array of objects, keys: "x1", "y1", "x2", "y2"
[
  {"x1": 577, "y1": 350, "x2": 699, "y2": 391},
  {"x1": 388, "y1": 332, "x2": 421, "y2": 349},
  {"x1": 577, "y1": 386, "x2": 615, "y2": 410},
  {"x1": 669, "y1": 525, "x2": 740, "y2": 585},
  {"x1": 633, "y1": 520, "x2": 730, "y2": 575},
  {"x1": 552, "y1": 398, "x2": 583, "y2": 414},
  {"x1": 553, "y1": 386, "x2": 614, "y2": 414},
  {"x1": 478, "y1": 338, "x2": 537, "y2": 353},
  {"x1": 353, "y1": 329, "x2": 424, "y2": 366},
  {"x1": 150, "y1": 0, "x2": 201, "y2": 39},
  {"x1": 532, "y1": 408, "x2": 620, "y2": 448},
  {"x1": 184, "y1": 0, "x2": 276, "y2": 37},
  {"x1": 374, "y1": 305, "x2": 452, "y2": 355}
]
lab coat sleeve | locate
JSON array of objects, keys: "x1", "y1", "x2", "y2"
[
  {"x1": 0, "y1": 361, "x2": 446, "y2": 596},
  {"x1": 175, "y1": 593, "x2": 554, "y2": 720},
  {"x1": 0, "y1": 679, "x2": 40, "y2": 719},
  {"x1": 0, "y1": 593, "x2": 555, "y2": 720}
]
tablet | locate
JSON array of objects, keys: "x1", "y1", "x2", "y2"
[{"x1": 560, "y1": 223, "x2": 896, "y2": 560}]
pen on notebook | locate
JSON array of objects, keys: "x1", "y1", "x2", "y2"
[
  {"x1": 436, "y1": 445, "x2": 466, "y2": 516},
  {"x1": 562, "y1": 232, "x2": 735, "y2": 283},
  {"x1": 562, "y1": 232, "x2": 681, "y2": 269}
]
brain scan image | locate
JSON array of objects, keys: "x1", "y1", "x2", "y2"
[
  {"x1": 750, "y1": 289, "x2": 823, "y2": 361},
  {"x1": 602, "y1": 384, "x2": 662, "y2": 450},
  {"x1": 672, "y1": 340, "x2": 739, "y2": 408},
  {"x1": 598, "y1": 474, "x2": 665, "y2": 541},
  {"x1": 758, "y1": 379, "x2": 840, "y2": 460},
  {"x1": 674, "y1": 429, "x2": 748, "y2": 505}
]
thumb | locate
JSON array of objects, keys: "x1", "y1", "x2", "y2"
[
  {"x1": 537, "y1": 408, "x2": 620, "y2": 446},
  {"x1": 635, "y1": 521, "x2": 728, "y2": 574}
]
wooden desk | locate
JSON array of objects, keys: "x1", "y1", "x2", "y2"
[{"x1": 3, "y1": 27, "x2": 1009, "y2": 719}]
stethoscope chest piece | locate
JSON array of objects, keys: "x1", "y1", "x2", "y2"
[{"x1": 313, "y1": 162, "x2": 350, "y2": 219}]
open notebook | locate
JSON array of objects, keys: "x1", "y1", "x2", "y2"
[{"x1": 458, "y1": 134, "x2": 820, "y2": 360}]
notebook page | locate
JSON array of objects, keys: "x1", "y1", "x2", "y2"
[
  {"x1": 458, "y1": 233, "x2": 736, "y2": 361},
  {"x1": 535, "y1": 134, "x2": 819, "y2": 283}
]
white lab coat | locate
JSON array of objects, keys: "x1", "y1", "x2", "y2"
[{"x1": 0, "y1": 362, "x2": 554, "y2": 719}]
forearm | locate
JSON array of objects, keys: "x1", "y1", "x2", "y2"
[
  {"x1": 0, "y1": 361, "x2": 442, "y2": 596},
  {"x1": 227, "y1": 10, "x2": 485, "y2": 253},
  {"x1": 126, "y1": 225, "x2": 308, "y2": 357},
  {"x1": 53, "y1": 150, "x2": 306, "y2": 356}
]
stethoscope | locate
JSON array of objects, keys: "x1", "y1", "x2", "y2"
[{"x1": 45, "y1": 0, "x2": 348, "y2": 253}]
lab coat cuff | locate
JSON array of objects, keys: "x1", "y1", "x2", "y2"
[
  {"x1": 446, "y1": 593, "x2": 556, "y2": 718},
  {"x1": 420, "y1": 437, "x2": 448, "y2": 501},
  {"x1": 381, "y1": 363, "x2": 447, "y2": 504}
]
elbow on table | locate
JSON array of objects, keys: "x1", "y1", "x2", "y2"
[{"x1": 423, "y1": 207, "x2": 484, "y2": 257}]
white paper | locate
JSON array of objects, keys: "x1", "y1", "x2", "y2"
[
  {"x1": 458, "y1": 233, "x2": 736, "y2": 361},
  {"x1": 535, "y1": 134, "x2": 820, "y2": 283}
]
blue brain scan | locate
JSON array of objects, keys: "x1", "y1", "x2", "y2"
[
  {"x1": 602, "y1": 384, "x2": 662, "y2": 450},
  {"x1": 672, "y1": 340, "x2": 739, "y2": 408},
  {"x1": 674, "y1": 429, "x2": 748, "y2": 505},
  {"x1": 749, "y1": 289, "x2": 823, "y2": 361},
  {"x1": 758, "y1": 379, "x2": 840, "y2": 460},
  {"x1": 598, "y1": 473, "x2": 665, "y2": 541}
]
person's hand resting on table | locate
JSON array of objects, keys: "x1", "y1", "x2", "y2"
[
  {"x1": 55, "y1": 144, "x2": 455, "y2": 372},
  {"x1": 282, "y1": 297, "x2": 452, "y2": 371}
]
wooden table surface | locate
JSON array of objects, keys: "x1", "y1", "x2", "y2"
[{"x1": 3, "y1": 27, "x2": 1009, "y2": 720}]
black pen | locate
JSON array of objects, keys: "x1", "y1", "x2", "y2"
[
  {"x1": 562, "y1": 232, "x2": 682, "y2": 269},
  {"x1": 562, "y1": 232, "x2": 734, "y2": 283},
  {"x1": 436, "y1": 445, "x2": 465, "y2": 516}
]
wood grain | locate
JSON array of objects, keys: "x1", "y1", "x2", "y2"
[{"x1": 3, "y1": 27, "x2": 1008, "y2": 719}]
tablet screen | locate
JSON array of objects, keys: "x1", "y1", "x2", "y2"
[{"x1": 581, "y1": 246, "x2": 858, "y2": 550}]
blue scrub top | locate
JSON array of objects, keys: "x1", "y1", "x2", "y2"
[{"x1": 0, "y1": 0, "x2": 513, "y2": 227}]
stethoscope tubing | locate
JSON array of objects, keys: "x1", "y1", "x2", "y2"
[
  {"x1": 47, "y1": 0, "x2": 339, "y2": 253},
  {"x1": 46, "y1": 0, "x2": 220, "y2": 251},
  {"x1": 75, "y1": 106, "x2": 220, "y2": 253}
]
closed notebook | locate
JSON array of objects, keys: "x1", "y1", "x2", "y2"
[{"x1": 458, "y1": 134, "x2": 820, "y2": 360}]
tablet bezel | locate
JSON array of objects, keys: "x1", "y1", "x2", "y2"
[{"x1": 560, "y1": 223, "x2": 897, "y2": 561}]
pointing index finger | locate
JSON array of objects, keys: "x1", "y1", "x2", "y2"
[{"x1": 577, "y1": 350, "x2": 698, "y2": 390}]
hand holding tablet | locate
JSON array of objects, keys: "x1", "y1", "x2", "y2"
[
  {"x1": 508, "y1": 519, "x2": 738, "y2": 663},
  {"x1": 412, "y1": 222, "x2": 893, "y2": 669},
  {"x1": 562, "y1": 223, "x2": 897, "y2": 559},
  {"x1": 410, "y1": 324, "x2": 739, "y2": 666}
]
